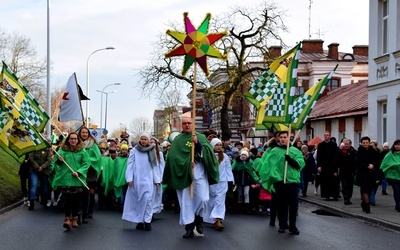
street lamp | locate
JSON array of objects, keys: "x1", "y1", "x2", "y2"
[
  {"x1": 97, "y1": 83, "x2": 120, "y2": 136},
  {"x1": 85, "y1": 46, "x2": 115, "y2": 127}
]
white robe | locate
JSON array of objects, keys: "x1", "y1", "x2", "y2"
[
  {"x1": 176, "y1": 160, "x2": 209, "y2": 225},
  {"x1": 122, "y1": 147, "x2": 162, "y2": 223},
  {"x1": 204, "y1": 153, "x2": 235, "y2": 223},
  {"x1": 152, "y1": 152, "x2": 165, "y2": 214}
]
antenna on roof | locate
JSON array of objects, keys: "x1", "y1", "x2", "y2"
[{"x1": 308, "y1": 0, "x2": 313, "y2": 39}]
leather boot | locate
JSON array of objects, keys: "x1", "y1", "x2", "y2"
[
  {"x1": 28, "y1": 200, "x2": 35, "y2": 210},
  {"x1": 214, "y1": 219, "x2": 224, "y2": 231},
  {"x1": 183, "y1": 223, "x2": 194, "y2": 238},
  {"x1": 364, "y1": 203, "x2": 370, "y2": 214},
  {"x1": 72, "y1": 217, "x2": 79, "y2": 228},
  {"x1": 63, "y1": 217, "x2": 71, "y2": 230},
  {"x1": 194, "y1": 215, "x2": 203, "y2": 234}
]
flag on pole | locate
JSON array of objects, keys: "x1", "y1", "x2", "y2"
[
  {"x1": 0, "y1": 92, "x2": 50, "y2": 162},
  {"x1": 261, "y1": 65, "x2": 338, "y2": 131},
  {"x1": 59, "y1": 73, "x2": 87, "y2": 122},
  {"x1": 0, "y1": 62, "x2": 49, "y2": 132},
  {"x1": 289, "y1": 65, "x2": 338, "y2": 130},
  {"x1": 245, "y1": 43, "x2": 301, "y2": 129}
]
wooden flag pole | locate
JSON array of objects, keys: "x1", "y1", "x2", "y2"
[
  {"x1": 190, "y1": 63, "x2": 197, "y2": 199},
  {"x1": 52, "y1": 148, "x2": 90, "y2": 190},
  {"x1": 284, "y1": 124, "x2": 292, "y2": 184}
]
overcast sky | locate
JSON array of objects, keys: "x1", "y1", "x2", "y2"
[{"x1": 1, "y1": 0, "x2": 369, "y2": 136}]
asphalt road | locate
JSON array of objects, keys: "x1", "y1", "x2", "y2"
[{"x1": 0, "y1": 201, "x2": 399, "y2": 250}]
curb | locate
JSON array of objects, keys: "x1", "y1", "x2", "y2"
[
  {"x1": 300, "y1": 197, "x2": 400, "y2": 232},
  {"x1": 0, "y1": 200, "x2": 23, "y2": 215}
]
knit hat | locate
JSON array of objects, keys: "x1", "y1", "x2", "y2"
[
  {"x1": 240, "y1": 150, "x2": 249, "y2": 157},
  {"x1": 140, "y1": 132, "x2": 151, "y2": 141},
  {"x1": 383, "y1": 142, "x2": 389, "y2": 147},
  {"x1": 120, "y1": 144, "x2": 129, "y2": 150},
  {"x1": 210, "y1": 138, "x2": 222, "y2": 148},
  {"x1": 232, "y1": 147, "x2": 239, "y2": 154}
]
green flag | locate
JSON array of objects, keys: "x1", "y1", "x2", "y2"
[
  {"x1": 0, "y1": 62, "x2": 49, "y2": 132},
  {"x1": 0, "y1": 91, "x2": 50, "y2": 163}
]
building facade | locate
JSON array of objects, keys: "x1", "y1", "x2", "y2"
[{"x1": 368, "y1": 0, "x2": 400, "y2": 145}]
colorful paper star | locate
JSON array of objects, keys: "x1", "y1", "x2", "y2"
[{"x1": 165, "y1": 12, "x2": 227, "y2": 77}]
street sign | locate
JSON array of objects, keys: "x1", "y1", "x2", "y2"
[
  {"x1": 91, "y1": 130, "x2": 98, "y2": 137},
  {"x1": 103, "y1": 129, "x2": 108, "y2": 135}
]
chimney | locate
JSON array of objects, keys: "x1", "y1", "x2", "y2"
[
  {"x1": 302, "y1": 39, "x2": 324, "y2": 53},
  {"x1": 264, "y1": 46, "x2": 282, "y2": 61},
  {"x1": 353, "y1": 45, "x2": 368, "y2": 56},
  {"x1": 269, "y1": 46, "x2": 282, "y2": 58},
  {"x1": 328, "y1": 43, "x2": 339, "y2": 59}
]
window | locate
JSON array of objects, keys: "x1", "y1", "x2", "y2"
[
  {"x1": 382, "y1": 0, "x2": 389, "y2": 54},
  {"x1": 378, "y1": 102, "x2": 388, "y2": 143},
  {"x1": 322, "y1": 77, "x2": 341, "y2": 91}
]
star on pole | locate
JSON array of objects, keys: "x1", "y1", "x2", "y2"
[{"x1": 165, "y1": 12, "x2": 227, "y2": 77}]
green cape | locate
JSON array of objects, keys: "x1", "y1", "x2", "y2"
[
  {"x1": 260, "y1": 145, "x2": 305, "y2": 193},
  {"x1": 113, "y1": 156, "x2": 128, "y2": 198},
  {"x1": 381, "y1": 152, "x2": 400, "y2": 180},
  {"x1": 86, "y1": 143, "x2": 103, "y2": 178},
  {"x1": 162, "y1": 132, "x2": 219, "y2": 190},
  {"x1": 50, "y1": 148, "x2": 90, "y2": 189},
  {"x1": 101, "y1": 156, "x2": 115, "y2": 196}
]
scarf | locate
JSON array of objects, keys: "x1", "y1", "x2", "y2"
[
  {"x1": 135, "y1": 143, "x2": 157, "y2": 167},
  {"x1": 83, "y1": 138, "x2": 94, "y2": 149}
]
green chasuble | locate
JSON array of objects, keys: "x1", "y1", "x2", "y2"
[
  {"x1": 86, "y1": 143, "x2": 103, "y2": 179},
  {"x1": 381, "y1": 152, "x2": 400, "y2": 181},
  {"x1": 163, "y1": 132, "x2": 219, "y2": 190},
  {"x1": 113, "y1": 155, "x2": 128, "y2": 198},
  {"x1": 260, "y1": 145, "x2": 305, "y2": 193}
]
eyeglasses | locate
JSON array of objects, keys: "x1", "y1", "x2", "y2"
[{"x1": 182, "y1": 122, "x2": 192, "y2": 125}]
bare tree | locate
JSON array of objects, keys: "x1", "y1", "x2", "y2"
[
  {"x1": 129, "y1": 116, "x2": 153, "y2": 142},
  {"x1": 155, "y1": 89, "x2": 186, "y2": 134},
  {"x1": 0, "y1": 29, "x2": 47, "y2": 105},
  {"x1": 139, "y1": 1, "x2": 287, "y2": 140}
]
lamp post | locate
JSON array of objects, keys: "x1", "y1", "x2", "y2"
[
  {"x1": 97, "y1": 83, "x2": 120, "y2": 136},
  {"x1": 85, "y1": 46, "x2": 115, "y2": 127},
  {"x1": 104, "y1": 90, "x2": 117, "y2": 131}
]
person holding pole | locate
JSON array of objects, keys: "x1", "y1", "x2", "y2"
[
  {"x1": 162, "y1": 117, "x2": 219, "y2": 238},
  {"x1": 50, "y1": 132, "x2": 91, "y2": 231},
  {"x1": 259, "y1": 131, "x2": 304, "y2": 235}
]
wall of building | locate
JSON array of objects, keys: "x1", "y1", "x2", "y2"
[{"x1": 368, "y1": 0, "x2": 400, "y2": 145}]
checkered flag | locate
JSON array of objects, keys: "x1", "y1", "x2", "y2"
[
  {"x1": 290, "y1": 66, "x2": 337, "y2": 130},
  {"x1": 1, "y1": 62, "x2": 49, "y2": 132},
  {"x1": 20, "y1": 97, "x2": 45, "y2": 129},
  {"x1": 244, "y1": 68, "x2": 280, "y2": 109}
]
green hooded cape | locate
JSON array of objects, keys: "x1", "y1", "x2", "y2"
[
  {"x1": 260, "y1": 145, "x2": 305, "y2": 193},
  {"x1": 101, "y1": 156, "x2": 115, "y2": 196},
  {"x1": 381, "y1": 152, "x2": 400, "y2": 181},
  {"x1": 86, "y1": 142, "x2": 103, "y2": 179},
  {"x1": 162, "y1": 132, "x2": 219, "y2": 190},
  {"x1": 113, "y1": 155, "x2": 128, "y2": 198}
]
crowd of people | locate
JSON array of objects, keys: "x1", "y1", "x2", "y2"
[{"x1": 18, "y1": 123, "x2": 400, "y2": 237}]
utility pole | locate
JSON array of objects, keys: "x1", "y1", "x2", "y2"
[{"x1": 308, "y1": 0, "x2": 313, "y2": 39}]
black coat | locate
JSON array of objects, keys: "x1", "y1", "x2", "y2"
[
  {"x1": 335, "y1": 146, "x2": 356, "y2": 177},
  {"x1": 317, "y1": 140, "x2": 338, "y2": 176}
]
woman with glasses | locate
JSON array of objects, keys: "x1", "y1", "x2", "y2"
[
  {"x1": 204, "y1": 138, "x2": 234, "y2": 231},
  {"x1": 50, "y1": 132, "x2": 90, "y2": 230}
]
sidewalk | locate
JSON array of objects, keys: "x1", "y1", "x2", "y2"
[{"x1": 300, "y1": 184, "x2": 400, "y2": 231}]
